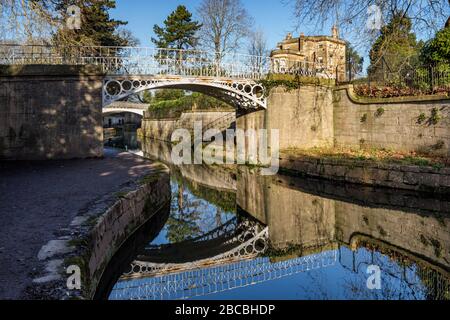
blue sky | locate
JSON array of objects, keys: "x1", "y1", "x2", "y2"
[{"x1": 110, "y1": 0, "x2": 337, "y2": 51}]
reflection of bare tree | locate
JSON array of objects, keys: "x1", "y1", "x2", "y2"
[
  {"x1": 339, "y1": 244, "x2": 450, "y2": 300},
  {"x1": 165, "y1": 178, "x2": 236, "y2": 244},
  {"x1": 299, "y1": 272, "x2": 334, "y2": 300},
  {"x1": 177, "y1": 183, "x2": 184, "y2": 213},
  {"x1": 310, "y1": 198, "x2": 332, "y2": 247},
  {"x1": 167, "y1": 183, "x2": 202, "y2": 243},
  {"x1": 215, "y1": 207, "x2": 223, "y2": 228}
]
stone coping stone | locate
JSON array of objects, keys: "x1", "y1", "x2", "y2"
[
  {"x1": 0, "y1": 64, "x2": 105, "y2": 77},
  {"x1": 280, "y1": 153, "x2": 449, "y2": 174},
  {"x1": 279, "y1": 152, "x2": 450, "y2": 194},
  {"x1": 335, "y1": 84, "x2": 450, "y2": 104}
]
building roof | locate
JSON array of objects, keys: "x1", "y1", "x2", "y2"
[{"x1": 276, "y1": 34, "x2": 347, "y2": 48}]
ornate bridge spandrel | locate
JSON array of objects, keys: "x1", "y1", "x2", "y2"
[{"x1": 102, "y1": 76, "x2": 267, "y2": 110}]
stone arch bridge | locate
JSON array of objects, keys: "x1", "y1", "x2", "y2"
[{"x1": 103, "y1": 101, "x2": 147, "y2": 116}]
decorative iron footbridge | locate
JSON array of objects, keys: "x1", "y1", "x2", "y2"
[{"x1": 0, "y1": 45, "x2": 324, "y2": 110}]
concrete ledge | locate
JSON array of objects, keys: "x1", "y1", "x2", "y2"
[{"x1": 279, "y1": 153, "x2": 450, "y2": 194}]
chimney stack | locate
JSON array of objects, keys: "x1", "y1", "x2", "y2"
[
  {"x1": 299, "y1": 33, "x2": 305, "y2": 51},
  {"x1": 332, "y1": 25, "x2": 339, "y2": 38}
]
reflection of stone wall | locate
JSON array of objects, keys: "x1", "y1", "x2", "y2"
[
  {"x1": 139, "y1": 137, "x2": 174, "y2": 164},
  {"x1": 236, "y1": 167, "x2": 267, "y2": 224},
  {"x1": 239, "y1": 169, "x2": 449, "y2": 269},
  {"x1": 266, "y1": 181, "x2": 335, "y2": 250},
  {"x1": 335, "y1": 201, "x2": 450, "y2": 270},
  {"x1": 181, "y1": 164, "x2": 236, "y2": 192},
  {"x1": 0, "y1": 65, "x2": 104, "y2": 160}
]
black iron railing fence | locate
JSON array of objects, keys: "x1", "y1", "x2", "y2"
[{"x1": 338, "y1": 54, "x2": 450, "y2": 97}]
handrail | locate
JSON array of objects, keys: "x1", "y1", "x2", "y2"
[{"x1": 0, "y1": 44, "x2": 329, "y2": 79}]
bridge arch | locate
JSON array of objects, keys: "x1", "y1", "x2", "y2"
[
  {"x1": 102, "y1": 101, "x2": 147, "y2": 117},
  {"x1": 103, "y1": 108, "x2": 144, "y2": 117},
  {"x1": 103, "y1": 77, "x2": 267, "y2": 111}
]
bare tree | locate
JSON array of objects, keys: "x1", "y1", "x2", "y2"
[
  {"x1": 288, "y1": 0, "x2": 450, "y2": 48},
  {"x1": 248, "y1": 28, "x2": 268, "y2": 57},
  {"x1": 446, "y1": 0, "x2": 450, "y2": 29},
  {"x1": 247, "y1": 28, "x2": 268, "y2": 71},
  {"x1": 0, "y1": 0, "x2": 57, "y2": 44},
  {"x1": 197, "y1": 0, "x2": 253, "y2": 60},
  {"x1": 116, "y1": 28, "x2": 141, "y2": 47}
]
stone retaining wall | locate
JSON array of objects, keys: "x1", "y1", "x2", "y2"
[
  {"x1": 266, "y1": 86, "x2": 334, "y2": 150},
  {"x1": 84, "y1": 168, "x2": 170, "y2": 299},
  {"x1": 0, "y1": 65, "x2": 105, "y2": 160},
  {"x1": 140, "y1": 111, "x2": 234, "y2": 142},
  {"x1": 279, "y1": 153, "x2": 450, "y2": 194},
  {"x1": 333, "y1": 86, "x2": 450, "y2": 157}
]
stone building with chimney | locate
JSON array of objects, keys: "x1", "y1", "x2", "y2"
[{"x1": 270, "y1": 26, "x2": 347, "y2": 81}]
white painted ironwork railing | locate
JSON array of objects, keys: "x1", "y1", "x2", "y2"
[
  {"x1": 109, "y1": 250, "x2": 338, "y2": 300},
  {"x1": 0, "y1": 44, "x2": 324, "y2": 79}
]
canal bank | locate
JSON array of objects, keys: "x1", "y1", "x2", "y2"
[
  {"x1": 0, "y1": 148, "x2": 170, "y2": 299},
  {"x1": 279, "y1": 151, "x2": 450, "y2": 194}
]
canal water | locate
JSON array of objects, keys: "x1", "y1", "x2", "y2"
[{"x1": 98, "y1": 137, "x2": 450, "y2": 300}]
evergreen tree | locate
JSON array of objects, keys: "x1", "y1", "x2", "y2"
[
  {"x1": 346, "y1": 44, "x2": 364, "y2": 80},
  {"x1": 151, "y1": 5, "x2": 201, "y2": 50},
  {"x1": 420, "y1": 26, "x2": 450, "y2": 65},
  {"x1": 368, "y1": 13, "x2": 422, "y2": 77},
  {"x1": 52, "y1": 0, "x2": 129, "y2": 46}
]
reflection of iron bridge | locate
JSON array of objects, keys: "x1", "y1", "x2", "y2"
[
  {"x1": 109, "y1": 251, "x2": 338, "y2": 300},
  {"x1": 108, "y1": 215, "x2": 337, "y2": 300}
]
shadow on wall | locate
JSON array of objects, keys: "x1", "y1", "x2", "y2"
[{"x1": 0, "y1": 65, "x2": 105, "y2": 160}]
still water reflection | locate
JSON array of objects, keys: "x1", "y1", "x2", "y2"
[{"x1": 100, "y1": 137, "x2": 450, "y2": 300}]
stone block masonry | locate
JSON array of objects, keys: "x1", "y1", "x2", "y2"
[
  {"x1": 260, "y1": 85, "x2": 449, "y2": 157},
  {"x1": 333, "y1": 85, "x2": 450, "y2": 157},
  {"x1": 0, "y1": 65, "x2": 105, "y2": 160},
  {"x1": 266, "y1": 86, "x2": 334, "y2": 150},
  {"x1": 279, "y1": 154, "x2": 450, "y2": 194},
  {"x1": 140, "y1": 111, "x2": 234, "y2": 142}
]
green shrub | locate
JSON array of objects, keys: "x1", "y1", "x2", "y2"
[{"x1": 375, "y1": 107, "x2": 385, "y2": 117}]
